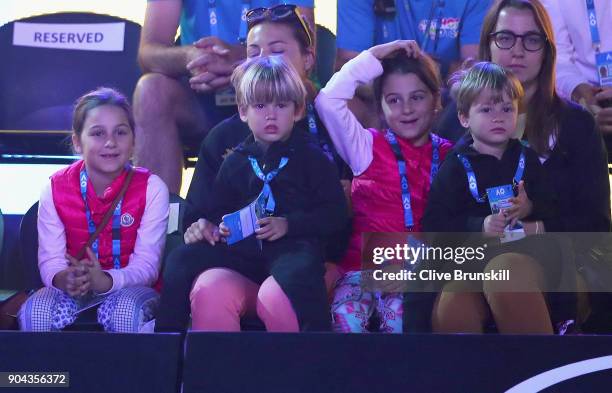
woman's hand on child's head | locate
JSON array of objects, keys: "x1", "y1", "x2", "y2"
[
  {"x1": 483, "y1": 211, "x2": 507, "y2": 237},
  {"x1": 255, "y1": 217, "x2": 288, "y2": 241},
  {"x1": 506, "y1": 181, "x2": 533, "y2": 222},
  {"x1": 368, "y1": 40, "x2": 420, "y2": 60},
  {"x1": 185, "y1": 218, "x2": 221, "y2": 245}
]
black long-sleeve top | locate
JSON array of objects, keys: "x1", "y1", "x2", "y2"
[
  {"x1": 185, "y1": 111, "x2": 350, "y2": 229},
  {"x1": 541, "y1": 102, "x2": 610, "y2": 232},
  {"x1": 208, "y1": 130, "x2": 348, "y2": 240},
  {"x1": 430, "y1": 100, "x2": 610, "y2": 232},
  {"x1": 422, "y1": 139, "x2": 557, "y2": 232}
]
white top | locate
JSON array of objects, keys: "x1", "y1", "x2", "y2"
[
  {"x1": 315, "y1": 50, "x2": 384, "y2": 176},
  {"x1": 541, "y1": 0, "x2": 612, "y2": 98},
  {"x1": 37, "y1": 174, "x2": 169, "y2": 293}
]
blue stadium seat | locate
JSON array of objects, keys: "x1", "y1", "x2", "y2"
[{"x1": 0, "y1": 12, "x2": 142, "y2": 158}]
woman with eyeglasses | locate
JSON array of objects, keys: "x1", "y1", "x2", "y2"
[
  {"x1": 423, "y1": 0, "x2": 610, "y2": 335},
  {"x1": 155, "y1": 5, "x2": 351, "y2": 332}
]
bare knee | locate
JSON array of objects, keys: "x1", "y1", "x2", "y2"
[
  {"x1": 133, "y1": 73, "x2": 185, "y2": 121},
  {"x1": 483, "y1": 253, "x2": 545, "y2": 294},
  {"x1": 432, "y1": 290, "x2": 488, "y2": 333}
]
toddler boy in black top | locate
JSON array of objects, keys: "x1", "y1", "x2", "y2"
[{"x1": 155, "y1": 56, "x2": 347, "y2": 332}]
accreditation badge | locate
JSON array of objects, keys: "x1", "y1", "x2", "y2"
[
  {"x1": 596, "y1": 51, "x2": 612, "y2": 87},
  {"x1": 215, "y1": 86, "x2": 237, "y2": 106},
  {"x1": 486, "y1": 184, "x2": 525, "y2": 243}
]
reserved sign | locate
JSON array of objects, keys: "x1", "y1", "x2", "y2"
[{"x1": 12, "y1": 22, "x2": 125, "y2": 51}]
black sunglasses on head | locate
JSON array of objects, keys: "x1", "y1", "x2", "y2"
[{"x1": 246, "y1": 4, "x2": 313, "y2": 47}]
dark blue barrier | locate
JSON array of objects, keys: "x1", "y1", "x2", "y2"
[
  {"x1": 183, "y1": 332, "x2": 612, "y2": 393},
  {"x1": 3, "y1": 331, "x2": 612, "y2": 392},
  {"x1": 0, "y1": 331, "x2": 182, "y2": 393}
]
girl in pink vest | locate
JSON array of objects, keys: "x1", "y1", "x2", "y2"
[
  {"x1": 315, "y1": 41, "x2": 453, "y2": 333},
  {"x1": 19, "y1": 88, "x2": 169, "y2": 332}
]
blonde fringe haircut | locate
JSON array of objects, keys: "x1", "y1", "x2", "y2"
[
  {"x1": 231, "y1": 55, "x2": 307, "y2": 116},
  {"x1": 452, "y1": 62, "x2": 524, "y2": 117}
]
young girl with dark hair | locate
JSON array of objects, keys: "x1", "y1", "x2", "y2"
[
  {"x1": 316, "y1": 40, "x2": 453, "y2": 333},
  {"x1": 19, "y1": 87, "x2": 169, "y2": 332}
]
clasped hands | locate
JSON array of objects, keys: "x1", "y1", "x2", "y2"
[
  {"x1": 186, "y1": 36, "x2": 245, "y2": 93},
  {"x1": 53, "y1": 248, "x2": 111, "y2": 297}
]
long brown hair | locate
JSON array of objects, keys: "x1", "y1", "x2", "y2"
[{"x1": 479, "y1": 0, "x2": 563, "y2": 155}]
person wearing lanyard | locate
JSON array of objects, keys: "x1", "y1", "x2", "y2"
[
  {"x1": 155, "y1": 56, "x2": 348, "y2": 332},
  {"x1": 541, "y1": 0, "x2": 612, "y2": 136},
  {"x1": 19, "y1": 88, "x2": 169, "y2": 333},
  {"x1": 184, "y1": 4, "x2": 352, "y2": 315},
  {"x1": 334, "y1": 0, "x2": 491, "y2": 130},
  {"x1": 422, "y1": 62, "x2": 562, "y2": 335},
  {"x1": 433, "y1": 0, "x2": 610, "y2": 334},
  {"x1": 316, "y1": 40, "x2": 454, "y2": 333},
  {"x1": 133, "y1": 0, "x2": 314, "y2": 194}
]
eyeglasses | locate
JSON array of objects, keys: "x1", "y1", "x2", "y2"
[
  {"x1": 246, "y1": 4, "x2": 313, "y2": 47},
  {"x1": 489, "y1": 31, "x2": 547, "y2": 52}
]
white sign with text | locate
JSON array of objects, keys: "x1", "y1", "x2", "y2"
[{"x1": 13, "y1": 22, "x2": 125, "y2": 51}]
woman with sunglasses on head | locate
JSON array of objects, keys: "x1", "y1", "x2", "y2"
[
  {"x1": 155, "y1": 5, "x2": 351, "y2": 332},
  {"x1": 425, "y1": 0, "x2": 610, "y2": 335},
  {"x1": 134, "y1": 1, "x2": 313, "y2": 194}
]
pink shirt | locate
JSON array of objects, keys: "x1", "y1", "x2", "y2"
[
  {"x1": 38, "y1": 174, "x2": 169, "y2": 293},
  {"x1": 315, "y1": 50, "x2": 384, "y2": 176}
]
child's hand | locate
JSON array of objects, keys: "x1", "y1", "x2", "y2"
[
  {"x1": 185, "y1": 218, "x2": 221, "y2": 245},
  {"x1": 256, "y1": 217, "x2": 288, "y2": 241},
  {"x1": 53, "y1": 266, "x2": 89, "y2": 297},
  {"x1": 368, "y1": 40, "x2": 420, "y2": 60},
  {"x1": 218, "y1": 221, "x2": 231, "y2": 239},
  {"x1": 65, "y1": 254, "x2": 92, "y2": 297},
  {"x1": 82, "y1": 248, "x2": 113, "y2": 294},
  {"x1": 483, "y1": 211, "x2": 507, "y2": 237},
  {"x1": 506, "y1": 181, "x2": 533, "y2": 225}
]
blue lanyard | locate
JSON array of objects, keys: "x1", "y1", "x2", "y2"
[
  {"x1": 79, "y1": 168, "x2": 123, "y2": 269},
  {"x1": 456, "y1": 147, "x2": 526, "y2": 203},
  {"x1": 208, "y1": 0, "x2": 219, "y2": 37},
  {"x1": 248, "y1": 156, "x2": 289, "y2": 215},
  {"x1": 209, "y1": 0, "x2": 251, "y2": 42},
  {"x1": 306, "y1": 104, "x2": 335, "y2": 162},
  {"x1": 420, "y1": 1, "x2": 443, "y2": 53},
  {"x1": 586, "y1": 0, "x2": 601, "y2": 51},
  {"x1": 385, "y1": 130, "x2": 440, "y2": 230}
]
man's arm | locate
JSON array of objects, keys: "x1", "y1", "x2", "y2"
[
  {"x1": 138, "y1": 0, "x2": 194, "y2": 77},
  {"x1": 138, "y1": 0, "x2": 246, "y2": 92}
]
